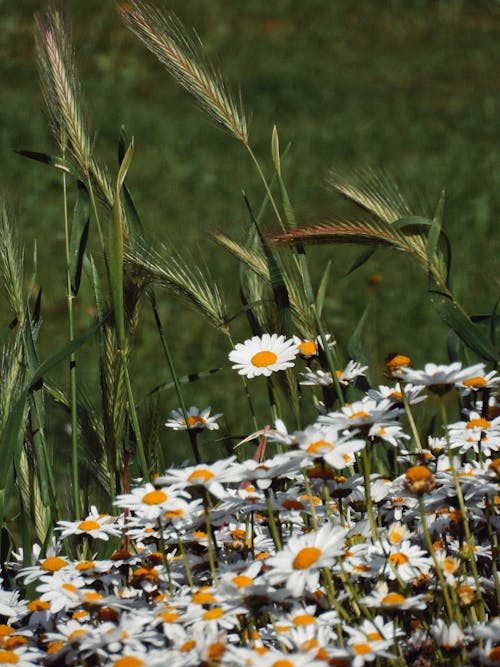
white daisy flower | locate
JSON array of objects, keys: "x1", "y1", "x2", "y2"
[
  {"x1": 293, "y1": 333, "x2": 336, "y2": 358},
  {"x1": 165, "y1": 406, "x2": 222, "y2": 431},
  {"x1": 297, "y1": 424, "x2": 365, "y2": 469},
  {"x1": 393, "y1": 361, "x2": 486, "y2": 394},
  {"x1": 56, "y1": 506, "x2": 122, "y2": 541},
  {"x1": 265, "y1": 522, "x2": 347, "y2": 597},
  {"x1": 228, "y1": 333, "x2": 298, "y2": 378},
  {"x1": 300, "y1": 360, "x2": 367, "y2": 387}
]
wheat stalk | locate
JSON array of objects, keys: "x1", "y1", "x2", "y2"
[
  {"x1": 35, "y1": 8, "x2": 114, "y2": 206},
  {"x1": 124, "y1": 241, "x2": 228, "y2": 332},
  {"x1": 118, "y1": 1, "x2": 248, "y2": 144}
]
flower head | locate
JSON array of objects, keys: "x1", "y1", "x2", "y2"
[
  {"x1": 165, "y1": 406, "x2": 222, "y2": 431},
  {"x1": 228, "y1": 334, "x2": 298, "y2": 378}
]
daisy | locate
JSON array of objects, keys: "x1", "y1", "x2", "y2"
[
  {"x1": 165, "y1": 406, "x2": 222, "y2": 431},
  {"x1": 300, "y1": 360, "x2": 367, "y2": 387},
  {"x1": 56, "y1": 506, "x2": 122, "y2": 541},
  {"x1": 156, "y1": 457, "x2": 243, "y2": 499},
  {"x1": 265, "y1": 522, "x2": 346, "y2": 597},
  {"x1": 297, "y1": 424, "x2": 366, "y2": 469},
  {"x1": 457, "y1": 369, "x2": 500, "y2": 393},
  {"x1": 318, "y1": 397, "x2": 402, "y2": 430},
  {"x1": 293, "y1": 333, "x2": 336, "y2": 359},
  {"x1": 394, "y1": 361, "x2": 486, "y2": 394},
  {"x1": 360, "y1": 583, "x2": 426, "y2": 611},
  {"x1": 114, "y1": 483, "x2": 188, "y2": 521},
  {"x1": 228, "y1": 334, "x2": 298, "y2": 378}
]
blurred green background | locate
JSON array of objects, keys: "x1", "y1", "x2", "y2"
[{"x1": 0, "y1": 0, "x2": 499, "y2": 449}]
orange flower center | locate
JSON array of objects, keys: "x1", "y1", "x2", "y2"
[
  {"x1": 466, "y1": 417, "x2": 490, "y2": 430},
  {"x1": 202, "y1": 607, "x2": 224, "y2": 620},
  {"x1": 299, "y1": 340, "x2": 317, "y2": 356},
  {"x1": 349, "y1": 411, "x2": 371, "y2": 419},
  {"x1": 306, "y1": 440, "x2": 334, "y2": 455},
  {"x1": 381, "y1": 592, "x2": 405, "y2": 606},
  {"x1": 142, "y1": 490, "x2": 168, "y2": 505},
  {"x1": 231, "y1": 575, "x2": 253, "y2": 589},
  {"x1": 78, "y1": 520, "x2": 100, "y2": 532},
  {"x1": 389, "y1": 552, "x2": 409, "y2": 566},
  {"x1": 250, "y1": 350, "x2": 278, "y2": 367},
  {"x1": 41, "y1": 557, "x2": 66, "y2": 571},
  {"x1": 385, "y1": 354, "x2": 411, "y2": 368},
  {"x1": 352, "y1": 643, "x2": 372, "y2": 655},
  {"x1": 187, "y1": 469, "x2": 215, "y2": 484},
  {"x1": 406, "y1": 465, "x2": 433, "y2": 482},
  {"x1": 113, "y1": 658, "x2": 145, "y2": 667},
  {"x1": 462, "y1": 376, "x2": 487, "y2": 388},
  {"x1": 293, "y1": 546, "x2": 322, "y2": 569},
  {"x1": 184, "y1": 415, "x2": 206, "y2": 427},
  {"x1": 293, "y1": 613, "x2": 316, "y2": 626}
]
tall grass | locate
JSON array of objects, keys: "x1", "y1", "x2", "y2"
[{"x1": 0, "y1": 3, "x2": 497, "y2": 665}]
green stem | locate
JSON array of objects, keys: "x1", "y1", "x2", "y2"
[
  {"x1": 62, "y1": 170, "x2": 80, "y2": 517},
  {"x1": 361, "y1": 446, "x2": 379, "y2": 540},
  {"x1": 440, "y1": 399, "x2": 485, "y2": 622},
  {"x1": 400, "y1": 383, "x2": 423, "y2": 455},
  {"x1": 417, "y1": 495, "x2": 455, "y2": 624}
]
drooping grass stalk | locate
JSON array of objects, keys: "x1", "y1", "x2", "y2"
[
  {"x1": 62, "y1": 169, "x2": 80, "y2": 518},
  {"x1": 264, "y1": 490, "x2": 282, "y2": 550}
]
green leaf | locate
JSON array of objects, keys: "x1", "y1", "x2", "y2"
[
  {"x1": 316, "y1": 260, "x2": 331, "y2": 318},
  {"x1": 429, "y1": 289, "x2": 498, "y2": 362},
  {"x1": 343, "y1": 247, "x2": 377, "y2": 278},
  {"x1": 347, "y1": 303, "x2": 370, "y2": 367},
  {"x1": 244, "y1": 196, "x2": 292, "y2": 337},
  {"x1": 427, "y1": 190, "x2": 445, "y2": 268},
  {"x1": 14, "y1": 150, "x2": 80, "y2": 180},
  {"x1": 118, "y1": 128, "x2": 145, "y2": 238},
  {"x1": 69, "y1": 181, "x2": 90, "y2": 296}
]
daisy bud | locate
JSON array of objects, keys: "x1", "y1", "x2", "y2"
[{"x1": 404, "y1": 465, "x2": 436, "y2": 495}]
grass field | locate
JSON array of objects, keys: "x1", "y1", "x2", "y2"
[{"x1": 1, "y1": 0, "x2": 499, "y2": 441}]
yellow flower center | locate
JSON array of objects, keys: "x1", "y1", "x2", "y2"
[
  {"x1": 180, "y1": 640, "x2": 196, "y2": 652},
  {"x1": 389, "y1": 552, "x2": 409, "y2": 566},
  {"x1": 466, "y1": 417, "x2": 490, "y2": 430},
  {"x1": 353, "y1": 643, "x2": 372, "y2": 655},
  {"x1": 293, "y1": 546, "x2": 322, "y2": 569},
  {"x1": 367, "y1": 632, "x2": 382, "y2": 641},
  {"x1": 27, "y1": 599, "x2": 50, "y2": 612},
  {"x1": 388, "y1": 391, "x2": 402, "y2": 400},
  {"x1": 113, "y1": 658, "x2": 145, "y2": 667},
  {"x1": 271, "y1": 661, "x2": 295, "y2": 667},
  {"x1": 41, "y1": 557, "x2": 66, "y2": 571},
  {"x1": 0, "y1": 627, "x2": 13, "y2": 638},
  {"x1": 462, "y1": 376, "x2": 487, "y2": 388},
  {"x1": 142, "y1": 490, "x2": 168, "y2": 505},
  {"x1": 385, "y1": 354, "x2": 411, "y2": 368},
  {"x1": 184, "y1": 415, "x2": 206, "y2": 427},
  {"x1": 191, "y1": 591, "x2": 216, "y2": 604},
  {"x1": 161, "y1": 612, "x2": 180, "y2": 623},
  {"x1": 349, "y1": 411, "x2": 371, "y2": 419},
  {"x1": 292, "y1": 613, "x2": 316, "y2": 626},
  {"x1": 406, "y1": 465, "x2": 433, "y2": 482},
  {"x1": 306, "y1": 439, "x2": 334, "y2": 455},
  {"x1": 0, "y1": 650, "x2": 19, "y2": 664},
  {"x1": 250, "y1": 350, "x2": 278, "y2": 367},
  {"x1": 299, "y1": 340, "x2": 317, "y2": 356},
  {"x1": 281, "y1": 499, "x2": 305, "y2": 510},
  {"x1": 202, "y1": 607, "x2": 224, "y2": 620},
  {"x1": 76, "y1": 561, "x2": 95, "y2": 571},
  {"x1": 381, "y1": 592, "x2": 405, "y2": 606},
  {"x1": 78, "y1": 520, "x2": 100, "y2": 532},
  {"x1": 231, "y1": 575, "x2": 253, "y2": 589},
  {"x1": 188, "y1": 469, "x2": 215, "y2": 484}
]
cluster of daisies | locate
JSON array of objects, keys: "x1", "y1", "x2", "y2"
[{"x1": 0, "y1": 334, "x2": 499, "y2": 667}]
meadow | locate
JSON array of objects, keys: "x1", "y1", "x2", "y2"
[{"x1": 0, "y1": 2, "x2": 499, "y2": 665}]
